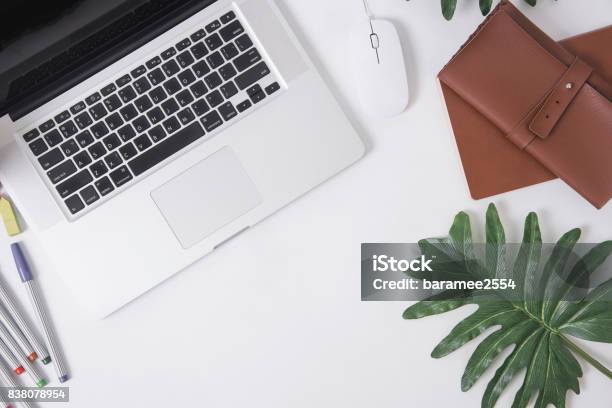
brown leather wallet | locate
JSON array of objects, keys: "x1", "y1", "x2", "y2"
[{"x1": 439, "y1": 1, "x2": 612, "y2": 208}]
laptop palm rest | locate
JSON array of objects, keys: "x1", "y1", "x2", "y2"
[{"x1": 151, "y1": 147, "x2": 262, "y2": 249}]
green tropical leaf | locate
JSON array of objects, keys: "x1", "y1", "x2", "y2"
[
  {"x1": 524, "y1": 0, "x2": 537, "y2": 6},
  {"x1": 479, "y1": 0, "x2": 493, "y2": 16},
  {"x1": 403, "y1": 204, "x2": 612, "y2": 408},
  {"x1": 441, "y1": 0, "x2": 458, "y2": 20}
]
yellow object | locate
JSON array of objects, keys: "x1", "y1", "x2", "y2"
[{"x1": 0, "y1": 196, "x2": 21, "y2": 236}]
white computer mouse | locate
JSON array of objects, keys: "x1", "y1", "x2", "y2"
[{"x1": 349, "y1": 18, "x2": 409, "y2": 117}]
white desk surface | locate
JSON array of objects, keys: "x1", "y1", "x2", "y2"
[{"x1": 1, "y1": 0, "x2": 611, "y2": 407}]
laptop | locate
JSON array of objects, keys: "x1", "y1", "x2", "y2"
[{"x1": 0, "y1": 0, "x2": 364, "y2": 317}]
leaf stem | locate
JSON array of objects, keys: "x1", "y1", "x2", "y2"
[{"x1": 560, "y1": 335, "x2": 612, "y2": 380}]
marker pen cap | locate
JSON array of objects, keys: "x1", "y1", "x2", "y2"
[
  {"x1": 10, "y1": 243, "x2": 33, "y2": 283},
  {"x1": 27, "y1": 352, "x2": 37, "y2": 362},
  {"x1": 15, "y1": 366, "x2": 24, "y2": 375}
]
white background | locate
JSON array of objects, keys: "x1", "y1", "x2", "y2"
[{"x1": 0, "y1": 0, "x2": 611, "y2": 407}]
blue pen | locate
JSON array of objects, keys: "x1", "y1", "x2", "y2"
[{"x1": 11, "y1": 243, "x2": 69, "y2": 383}]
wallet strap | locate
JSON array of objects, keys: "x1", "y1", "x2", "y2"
[{"x1": 529, "y1": 58, "x2": 593, "y2": 139}]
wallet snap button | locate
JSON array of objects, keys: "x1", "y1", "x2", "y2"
[{"x1": 565, "y1": 82, "x2": 574, "y2": 89}]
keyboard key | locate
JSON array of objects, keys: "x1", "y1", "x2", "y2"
[
  {"x1": 48, "y1": 160, "x2": 76, "y2": 183},
  {"x1": 235, "y1": 34, "x2": 253, "y2": 52},
  {"x1": 56, "y1": 169, "x2": 93, "y2": 198},
  {"x1": 104, "y1": 151, "x2": 123, "y2": 169},
  {"x1": 219, "y1": 63, "x2": 237, "y2": 81},
  {"x1": 65, "y1": 195, "x2": 85, "y2": 214},
  {"x1": 218, "y1": 102, "x2": 238, "y2": 121},
  {"x1": 134, "y1": 134, "x2": 152, "y2": 151},
  {"x1": 146, "y1": 56, "x2": 162, "y2": 69},
  {"x1": 178, "y1": 70, "x2": 196, "y2": 86},
  {"x1": 235, "y1": 62, "x2": 270, "y2": 90},
  {"x1": 236, "y1": 99, "x2": 252, "y2": 112},
  {"x1": 29, "y1": 138, "x2": 48, "y2": 156},
  {"x1": 247, "y1": 84, "x2": 266, "y2": 103},
  {"x1": 201, "y1": 110, "x2": 223, "y2": 132},
  {"x1": 133, "y1": 77, "x2": 152, "y2": 94},
  {"x1": 234, "y1": 48, "x2": 262, "y2": 72},
  {"x1": 148, "y1": 125, "x2": 167, "y2": 142},
  {"x1": 103, "y1": 133, "x2": 122, "y2": 150},
  {"x1": 106, "y1": 112, "x2": 124, "y2": 130},
  {"x1": 176, "y1": 38, "x2": 192, "y2": 51},
  {"x1": 177, "y1": 51, "x2": 195, "y2": 68},
  {"x1": 90, "y1": 161, "x2": 108, "y2": 178},
  {"x1": 192, "y1": 61, "x2": 210, "y2": 78},
  {"x1": 39, "y1": 148, "x2": 64, "y2": 170},
  {"x1": 130, "y1": 65, "x2": 146, "y2": 78},
  {"x1": 128, "y1": 122, "x2": 205, "y2": 176},
  {"x1": 219, "y1": 20, "x2": 243, "y2": 42},
  {"x1": 44, "y1": 129, "x2": 63, "y2": 147},
  {"x1": 91, "y1": 122, "x2": 110, "y2": 139},
  {"x1": 190, "y1": 42, "x2": 208, "y2": 59},
  {"x1": 86, "y1": 92, "x2": 102, "y2": 105},
  {"x1": 161, "y1": 47, "x2": 176, "y2": 60},
  {"x1": 80, "y1": 185, "x2": 100, "y2": 205},
  {"x1": 176, "y1": 89, "x2": 194, "y2": 107},
  {"x1": 74, "y1": 111, "x2": 93, "y2": 129},
  {"x1": 220, "y1": 11, "x2": 236, "y2": 24},
  {"x1": 119, "y1": 104, "x2": 138, "y2": 121},
  {"x1": 54, "y1": 110, "x2": 70, "y2": 124},
  {"x1": 76, "y1": 130, "x2": 95, "y2": 147},
  {"x1": 134, "y1": 95, "x2": 153, "y2": 113},
  {"x1": 88, "y1": 142, "x2": 106, "y2": 160},
  {"x1": 118, "y1": 86, "x2": 137, "y2": 103},
  {"x1": 89, "y1": 103, "x2": 108, "y2": 120},
  {"x1": 190, "y1": 81, "x2": 208, "y2": 98},
  {"x1": 116, "y1": 74, "x2": 132, "y2": 87},
  {"x1": 191, "y1": 29, "x2": 206, "y2": 41},
  {"x1": 162, "y1": 117, "x2": 181, "y2": 134},
  {"x1": 133, "y1": 116, "x2": 151, "y2": 133},
  {"x1": 161, "y1": 99, "x2": 180, "y2": 115},
  {"x1": 149, "y1": 87, "x2": 168, "y2": 104},
  {"x1": 206, "y1": 52, "x2": 224, "y2": 69},
  {"x1": 204, "y1": 72, "x2": 222, "y2": 89},
  {"x1": 205, "y1": 20, "x2": 221, "y2": 33},
  {"x1": 206, "y1": 90, "x2": 224, "y2": 108},
  {"x1": 220, "y1": 82, "x2": 238, "y2": 99},
  {"x1": 101, "y1": 83, "x2": 117, "y2": 96},
  {"x1": 221, "y1": 43, "x2": 239, "y2": 60},
  {"x1": 39, "y1": 120, "x2": 54, "y2": 133},
  {"x1": 147, "y1": 69, "x2": 165, "y2": 86},
  {"x1": 70, "y1": 101, "x2": 87, "y2": 114},
  {"x1": 147, "y1": 107, "x2": 165, "y2": 124},
  {"x1": 104, "y1": 94, "x2": 122, "y2": 112},
  {"x1": 119, "y1": 143, "x2": 138, "y2": 160},
  {"x1": 177, "y1": 108, "x2": 195, "y2": 125},
  {"x1": 109, "y1": 166, "x2": 133, "y2": 187},
  {"x1": 74, "y1": 151, "x2": 92, "y2": 168},
  {"x1": 205, "y1": 34, "x2": 223, "y2": 51},
  {"x1": 163, "y1": 78, "x2": 182, "y2": 95},
  {"x1": 257, "y1": 88, "x2": 277, "y2": 111},
  {"x1": 23, "y1": 129, "x2": 40, "y2": 143},
  {"x1": 192, "y1": 99, "x2": 210, "y2": 116},
  {"x1": 61, "y1": 139, "x2": 79, "y2": 156},
  {"x1": 117, "y1": 124, "x2": 136, "y2": 142},
  {"x1": 59, "y1": 121, "x2": 78, "y2": 138},
  {"x1": 95, "y1": 177, "x2": 115, "y2": 196},
  {"x1": 162, "y1": 60, "x2": 180, "y2": 77}
]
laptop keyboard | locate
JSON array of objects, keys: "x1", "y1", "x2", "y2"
[{"x1": 19, "y1": 9, "x2": 282, "y2": 218}]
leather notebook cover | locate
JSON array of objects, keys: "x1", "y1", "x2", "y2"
[{"x1": 439, "y1": 1, "x2": 612, "y2": 208}]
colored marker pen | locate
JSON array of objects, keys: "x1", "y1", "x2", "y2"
[{"x1": 11, "y1": 243, "x2": 69, "y2": 383}]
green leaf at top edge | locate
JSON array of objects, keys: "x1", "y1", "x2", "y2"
[
  {"x1": 524, "y1": 0, "x2": 537, "y2": 6},
  {"x1": 480, "y1": 0, "x2": 493, "y2": 15},
  {"x1": 442, "y1": 0, "x2": 458, "y2": 20}
]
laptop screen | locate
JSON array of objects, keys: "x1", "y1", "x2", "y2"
[{"x1": 0, "y1": 0, "x2": 209, "y2": 119}]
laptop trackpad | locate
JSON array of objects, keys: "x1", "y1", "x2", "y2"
[{"x1": 151, "y1": 147, "x2": 262, "y2": 249}]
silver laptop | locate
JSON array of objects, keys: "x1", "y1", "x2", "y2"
[{"x1": 0, "y1": 0, "x2": 364, "y2": 317}]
